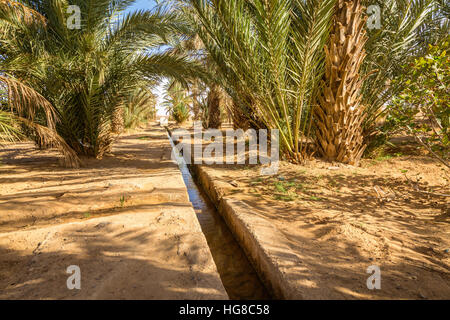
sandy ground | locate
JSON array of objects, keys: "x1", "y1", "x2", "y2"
[
  {"x1": 171, "y1": 123, "x2": 450, "y2": 299},
  {"x1": 0, "y1": 124, "x2": 228, "y2": 299}
]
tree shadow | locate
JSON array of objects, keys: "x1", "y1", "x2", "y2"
[
  {"x1": 0, "y1": 223, "x2": 227, "y2": 299},
  {"x1": 187, "y1": 156, "x2": 450, "y2": 299}
]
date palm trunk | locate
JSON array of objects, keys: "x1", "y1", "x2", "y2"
[
  {"x1": 207, "y1": 83, "x2": 222, "y2": 129},
  {"x1": 111, "y1": 106, "x2": 124, "y2": 134},
  {"x1": 191, "y1": 80, "x2": 201, "y2": 120},
  {"x1": 231, "y1": 100, "x2": 250, "y2": 130},
  {"x1": 315, "y1": 0, "x2": 368, "y2": 165}
]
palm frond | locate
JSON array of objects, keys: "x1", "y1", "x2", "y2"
[
  {"x1": 1, "y1": 0, "x2": 198, "y2": 160},
  {"x1": 187, "y1": 0, "x2": 336, "y2": 161},
  {"x1": 362, "y1": 0, "x2": 438, "y2": 126},
  {"x1": 0, "y1": 75, "x2": 56, "y2": 128},
  {"x1": 19, "y1": 116, "x2": 81, "y2": 167}
]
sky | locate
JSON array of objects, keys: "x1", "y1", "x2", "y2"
[
  {"x1": 127, "y1": 0, "x2": 159, "y2": 13},
  {"x1": 127, "y1": 0, "x2": 169, "y2": 116}
]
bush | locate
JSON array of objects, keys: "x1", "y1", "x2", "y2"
[{"x1": 387, "y1": 41, "x2": 449, "y2": 165}]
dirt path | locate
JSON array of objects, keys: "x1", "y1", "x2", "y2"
[{"x1": 0, "y1": 124, "x2": 228, "y2": 299}]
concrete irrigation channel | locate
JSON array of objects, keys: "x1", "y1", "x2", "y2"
[
  {"x1": 167, "y1": 126, "x2": 308, "y2": 300},
  {"x1": 180, "y1": 140, "x2": 450, "y2": 300},
  {"x1": 167, "y1": 131, "x2": 271, "y2": 300}
]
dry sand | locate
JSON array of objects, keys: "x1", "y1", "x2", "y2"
[
  {"x1": 0, "y1": 124, "x2": 228, "y2": 299},
  {"x1": 197, "y1": 155, "x2": 450, "y2": 299}
]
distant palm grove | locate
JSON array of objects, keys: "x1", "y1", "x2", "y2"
[{"x1": 1, "y1": 0, "x2": 448, "y2": 167}]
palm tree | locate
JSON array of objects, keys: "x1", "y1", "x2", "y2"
[
  {"x1": 163, "y1": 80, "x2": 192, "y2": 124},
  {"x1": 187, "y1": 0, "x2": 441, "y2": 164},
  {"x1": 315, "y1": 0, "x2": 367, "y2": 165},
  {"x1": 0, "y1": 0, "x2": 80, "y2": 166},
  {"x1": 123, "y1": 86, "x2": 156, "y2": 130},
  {"x1": 167, "y1": 20, "x2": 226, "y2": 129},
  {"x1": 206, "y1": 83, "x2": 223, "y2": 128},
  {"x1": 1, "y1": 0, "x2": 201, "y2": 163},
  {"x1": 361, "y1": 0, "x2": 439, "y2": 128},
  {"x1": 186, "y1": 0, "x2": 336, "y2": 162}
]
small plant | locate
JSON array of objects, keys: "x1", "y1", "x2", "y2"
[
  {"x1": 274, "y1": 194, "x2": 297, "y2": 202},
  {"x1": 375, "y1": 154, "x2": 393, "y2": 162},
  {"x1": 84, "y1": 212, "x2": 91, "y2": 218},
  {"x1": 296, "y1": 183, "x2": 307, "y2": 192},
  {"x1": 274, "y1": 182, "x2": 287, "y2": 193},
  {"x1": 120, "y1": 195, "x2": 125, "y2": 207},
  {"x1": 387, "y1": 42, "x2": 449, "y2": 168}
]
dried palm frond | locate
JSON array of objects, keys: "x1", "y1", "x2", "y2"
[
  {"x1": 0, "y1": 75, "x2": 56, "y2": 129},
  {"x1": 19, "y1": 117, "x2": 81, "y2": 168},
  {"x1": 0, "y1": 0, "x2": 46, "y2": 26}
]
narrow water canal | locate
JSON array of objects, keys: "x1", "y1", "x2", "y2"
[{"x1": 167, "y1": 133, "x2": 271, "y2": 300}]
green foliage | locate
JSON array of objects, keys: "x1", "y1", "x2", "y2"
[
  {"x1": 186, "y1": 0, "x2": 336, "y2": 162},
  {"x1": 361, "y1": 0, "x2": 440, "y2": 131},
  {"x1": 163, "y1": 80, "x2": 192, "y2": 124},
  {"x1": 274, "y1": 181, "x2": 288, "y2": 193},
  {"x1": 123, "y1": 87, "x2": 156, "y2": 129},
  {"x1": 388, "y1": 41, "x2": 449, "y2": 162},
  {"x1": 1, "y1": 0, "x2": 200, "y2": 161},
  {"x1": 172, "y1": 103, "x2": 190, "y2": 124}
]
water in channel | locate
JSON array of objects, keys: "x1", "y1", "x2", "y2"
[{"x1": 167, "y1": 133, "x2": 271, "y2": 300}]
